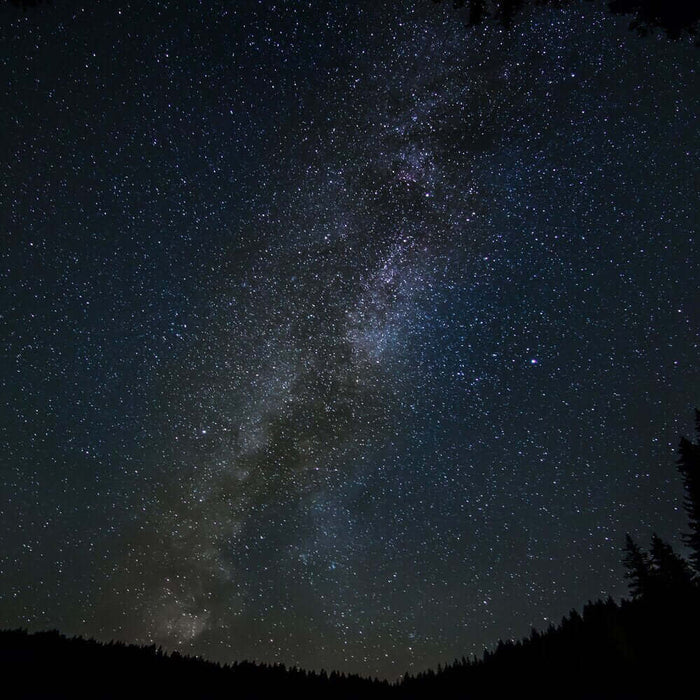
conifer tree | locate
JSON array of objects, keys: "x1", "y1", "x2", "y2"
[
  {"x1": 649, "y1": 533, "x2": 694, "y2": 594},
  {"x1": 623, "y1": 534, "x2": 652, "y2": 599},
  {"x1": 676, "y1": 410, "x2": 700, "y2": 574}
]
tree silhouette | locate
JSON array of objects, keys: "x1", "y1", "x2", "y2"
[
  {"x1": 608, "y1": 0, "x2": 700, "y2": 39},
  {"x1": 622, "y1": 533, "x2": 652, "y2": 599},
  {"x1": 649, "y1": 533, "x2": 695, "y2": 596},
  {"x1": 431, "y1": 0, "x2": 700, "y2": 39},
  {"x1": 676, "y1": 410, "x2": 700, "y2": 574}
]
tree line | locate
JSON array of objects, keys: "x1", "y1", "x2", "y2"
[
  {"x1": 7, "y1": 0, "x2": 699, "y2": 40},
  {"x1": 431, "y1": 0, "x2": 699, "y2": 39},
  {"x1": 3, "y1": 411, "x2": 700, "y2": 697},
  {"x1": 400, "y1": 409, "x2": 700, "y2": 697}
]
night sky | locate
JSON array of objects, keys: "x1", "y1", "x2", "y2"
[{"x1": 1, "y1": 0, "x2": 698, "y2": 681}]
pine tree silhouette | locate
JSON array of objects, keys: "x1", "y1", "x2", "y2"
[
  {"x1": 623, "y1": 533, "x2": 652, "y2": 599},
  {"x1": 431, "y1": 0, "x2": 699, "y2": 38},
  {"x1": 676, "y1": 410, "x2": 700, "y2": 574},
  {"x1": 649, "y1": 533, "x2": 695, "y2": 596}
]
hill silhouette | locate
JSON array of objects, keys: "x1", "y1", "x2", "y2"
[
  {"x1": 3, "y1": 411, "x2": 700, "y2": 698},
  {"x1": 0, "y1": 627, "x2": 390, "y2": 699},
  {"x1": 4, "y1": 591, "x2": 699, "y2": 697}
]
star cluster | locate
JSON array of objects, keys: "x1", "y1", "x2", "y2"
[{"x1": 1, "y1": 0, "x2": 698, "y2": 680}]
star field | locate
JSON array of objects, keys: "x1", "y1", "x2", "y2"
[{"x1": 1, "y1": 0, "x2": 698, "y2": 681}]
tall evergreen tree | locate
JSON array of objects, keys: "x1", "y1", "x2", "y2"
[
  {"x1": 649, "y1": 533, "x2": 694, "y2": 595},
  {"x1": 676, "y1": 410, "x2": 700, "y2": 574},
  {"x1": 623, "y1": 534, "x2": 652, "y2": 599}
]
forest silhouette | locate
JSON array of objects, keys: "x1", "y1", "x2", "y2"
[
  {"x1": 432, "y1": 0, "x2": 699, "y2": 39},
  {"x1": 8, "y1": 0, "x2": 700, "y2": 40},
  {"x1": 3, "y1": 411, "x2": 700, "y2": 698}
]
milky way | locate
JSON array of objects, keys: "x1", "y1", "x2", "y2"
[{"x1": 1, "y1": 0, "x2": 698, "y2": 680}]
